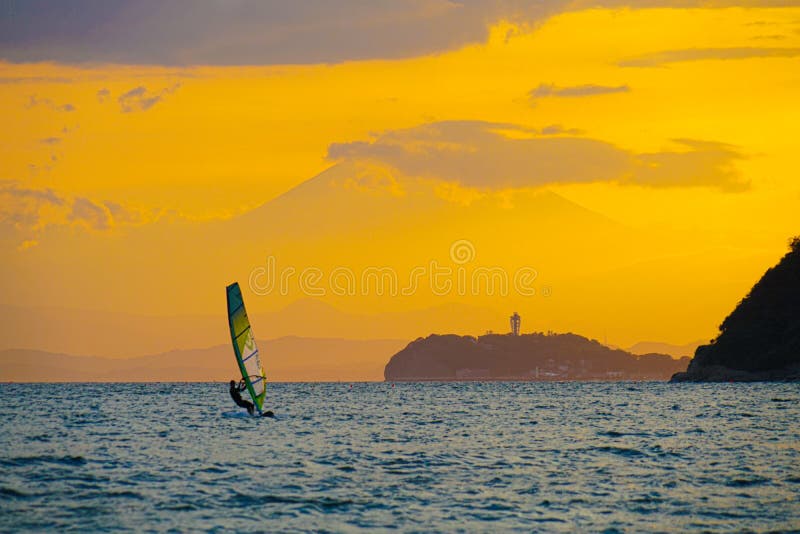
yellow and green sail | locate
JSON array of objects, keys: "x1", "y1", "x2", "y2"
[{"x1": 226, "y1": 282, "x2": 266, "y2": 412}]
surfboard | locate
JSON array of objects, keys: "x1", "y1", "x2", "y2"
[
  {"x1": 226, "y1": 282, "x2": 267, "y2": 413},
  {"x1": 221, "y1": 410, "x2": 276, "y2": 419}
]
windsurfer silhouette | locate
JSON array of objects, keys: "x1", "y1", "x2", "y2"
[
  {"x1": 229, "y1": 379, "x2": 275, "y2": 417},
  {"x1": 229, "y1": 379, "x2": 255, "y2": 415}
]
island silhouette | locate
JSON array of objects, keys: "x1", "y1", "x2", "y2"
[
  {"x1": 672, "y1": 236, "x2": 800, "y2": 382},
  {"x1": 384, "y1": 332, "x2": 688, "y2": 381}
]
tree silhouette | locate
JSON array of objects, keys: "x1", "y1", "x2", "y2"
[{"x1": 685, "y1": 235, "x2": 800, "y2": 376}]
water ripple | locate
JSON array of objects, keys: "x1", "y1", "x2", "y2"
[{"x1": 1, "y1": 381, "x2": 798, "y2": 531}]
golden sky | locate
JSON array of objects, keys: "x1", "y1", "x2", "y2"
[{"x1": 1, "y1": 3, "x2": 799, "y2": 355}]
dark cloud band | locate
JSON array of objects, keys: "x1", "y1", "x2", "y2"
[{"x1": 2, "y1": 1, "x2": 798, "y2": 65}]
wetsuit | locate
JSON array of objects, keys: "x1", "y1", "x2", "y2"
[{"x1": 230, "y1": 381, "x2": 255, "y2": 415}]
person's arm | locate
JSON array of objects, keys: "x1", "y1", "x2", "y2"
[{"x1": 238, "y1": 379, "x2": 247, "y2": 391}]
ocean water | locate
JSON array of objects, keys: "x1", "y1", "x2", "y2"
[{"x1": 1, "y1": 382, "x2": 798, "y2": 532}]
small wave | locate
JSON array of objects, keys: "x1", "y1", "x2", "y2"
[
  {"x1": 227, "y1": 491, "x2": 355, "y2": 511},
  {"x1": 630, "y1": 493, "x2": 663, "y2": 504},
  {"x1": 0, "y1": 455, "x2": 87, "y2": 468},
  {"x1": 595, "y1": 446, "x2": 648, "y2": 458},
  {"x1": 106, "y1": 490, "x2": 145, "y2": 500},
  {"x1": 533, "y1": 517, "x2": 568, "y2": 524},
  {"x1": 647, "y1": 445, "x2": 684, "y2": 459},
  {"x1": 598, "y1": 430, "x2": 650, "y2": 438},
  {"x1": 0, "y1": 487, "x2": 31, "y2": 499},
  {"x1": 198, "y1": 466, "x2": 226, "y2": 474},
  {"x1": 481, "y1": 502, "x2": 516, "y2": 512},
  {"x1": 155, "y1": 502, "x2": 198, "y2": 512},
  {"x1": 725, "y1": 477, "x2": 769, "y2": 488}
]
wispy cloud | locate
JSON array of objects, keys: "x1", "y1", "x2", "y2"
[
  {"x1": 327, "y1": 121, "x2": 749, "y2": 193},
  {"x1": 39, "y1": 137, "x2": 62, "y2": 145},
  {"x1": 530, "y1": 83, "x2": 630, "y2": 98},
  {"x1": 104, "y1": 200, "x2": 142, "y2": 224},
  {"x1": 0, "y1": 181, "x2": 148, "y2": 247},
  {"x1": 0, "y1": 181, "x2": 64, "y2": 207},
  {"x1": 26, "y1": 95, "x2": 76, "y2": 112},
  {"x1": 96, "y1": 88, "x2": 111, "y2": 103},
  {"x1": 0, "y1": 76, "x2": 74, "y2": 84},
  {"x1": 0, "y1": 181, "x2": 65, "y2": 229},
  {"x1": 118, "y1": 84, "x2": 180, "y2": 113},
  {"x1": 620, "y1": 46, "x2": 800, "y2": 67},
  {"x1": 541, "y1": 124, "x2": 584, "y2": 135},
  {"x1": 69, "y1": 197, "x2": 111, "y2": 230},
  {"x1": 752, "y1": 34, "x2": 787, "y2": 41}
]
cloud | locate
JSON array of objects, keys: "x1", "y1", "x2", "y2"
[
  {"x1": 0, "y1": 181, "x2": 64, "y2": 205},
  {"x1": 26, "y1": 95, "x2": 76, "y2": 112},
  {"x1": 0, "y1": 181, "x2": 65, "y2": 228},
  {"x1": 39, "y1": 137, "x2": 61, "y2": 145},
  {"x1": 0, "y1": 1, "x2": 554, "y2": 65},
  {"x1": 620, "y1": 46, "x2": 800, "y2": 67},
  {"x1": 541, "y1": 124, "x2": 583, "y2": 135},
  {"x1": 327, "y1": 121, "x2": 748, "y2": 192},
  {"x1": 0, "y1": 180, "x2": 146, "y2": 240},
  {"x1": 0, "y1": 76, "x2": 73, "y2": 84},
  {"x1": 329, "y1": 121, "x2": 628, "y2": 189},
  {"x1": 530, "y1": 83, "x2": 630, "y2": 98},
  {"x1": 752, "y1": 34, "x2": 787, "y2": 41},
  {"x1": 118, "y1": 84, "x2": 180, "y2": 113},
  {"x1": 69, "y1": 197, "x2": 112, "y2": 230},
  {"x1": 2, "y1": 1, "x2": 797, "y2": 65},
  {"x1": 631, "y1": 139, "x2": 748, "y2": 191},
  {"x1": 103, "y1": 200, "x2": 142, "y2": 224},
  {"x1": 97, "y1": 88, "x2": 111, "y2": 103}
]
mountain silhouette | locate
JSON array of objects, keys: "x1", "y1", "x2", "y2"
[
  {"x1": 627, "y1": 340, "x2": 703, "y2": 359},
  {"x1": 0, "y1": 336, "x2": 406, "y2": 382},
  {"x1": 0, "y1": 300, "x2": 508, "y2": 358},
  {"x1": 2, "y1": 160, "x2": 644, "y2": 355}
]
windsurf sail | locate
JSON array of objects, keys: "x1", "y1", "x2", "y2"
[{"x1": 226, "y1": 282, "x2": 266, "y2": 412}]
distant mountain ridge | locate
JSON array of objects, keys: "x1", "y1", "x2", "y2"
[
  {"x1": 0, "y1": 336, "x2": 407, "y2": 382},
  {"x1": 0, "y1": 301, "x2": 502, "y2": 358},
  {"x1": 385, "y1": 332, "x2": 689, "y2": 381},
  {"x1": 672, "y1": 238, "x2": 800, "y2": 382},
  {"x1": 627, "y1": 340, "x2": 703, "y2": 359}
]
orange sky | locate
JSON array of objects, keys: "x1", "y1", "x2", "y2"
[{"x1": 1, "y1": 4, "x2": 799, "y2": 362}]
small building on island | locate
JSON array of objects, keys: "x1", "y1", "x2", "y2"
[{"x1": 510, "y1": 312, "x2": 521, "y2": 336}]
